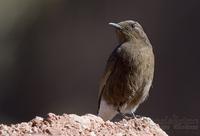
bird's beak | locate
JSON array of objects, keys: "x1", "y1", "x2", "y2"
[{"x1": 108, "y1": 22, "x2": 122, "y2": 30}]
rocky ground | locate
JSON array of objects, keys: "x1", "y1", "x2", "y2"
[{"x1": 0, "y1": 113, "x2": 168, "y2": 136}]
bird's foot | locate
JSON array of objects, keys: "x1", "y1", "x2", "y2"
[
  {"x1": 131, "y1": 112, "x2": 141, "y2": 118},
  {"x1": 118, "y1": 109, "x2": 141, "y2": 120},
  {"x1": 119, "y1": 113, "x2": 132, "y2": 120},
  {"x1": 119, "y1": 112, "x2": 140, "y2": 120}
]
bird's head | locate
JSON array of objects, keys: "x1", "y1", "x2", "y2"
[{"x1": 109, "y1": 20, "x2": 150, "y2": 44}]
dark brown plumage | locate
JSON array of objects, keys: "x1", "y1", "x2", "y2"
[{"x1": 98, "y1": 20, "x2": 154, "y2": 121}]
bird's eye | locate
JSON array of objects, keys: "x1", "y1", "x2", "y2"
[{"x1": 130, "y1": 24, "x2": 135, "y2": 28}]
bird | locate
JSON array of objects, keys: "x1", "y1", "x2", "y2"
[{"x1": 97, "y1": 20, "x2": 154, "y2": 121}]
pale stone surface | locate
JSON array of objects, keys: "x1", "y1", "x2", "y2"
[{"x1": 0, "y1": 113, "x2": 168, "y2": 136}]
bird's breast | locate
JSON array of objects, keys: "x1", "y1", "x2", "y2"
[
  {"x1": 102, "y1": 44, "x2": 154, "y2": 107},
  {"x1": 115, "y1": 45, "x2": 154, "y2": 93}
]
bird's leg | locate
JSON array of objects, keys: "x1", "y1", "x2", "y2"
[
  {"x1": 131, "y1": 111, "x2": 141, "y2": 118},
  {"x1": 117, "y1": 108, "x2": 131, "y2": 120},
  {"x1": 131, "y1": 111, "x2": 136, "y2": 118},
  {"x1": 117, "y1": 108, "x2": 124, "y2": 117}
]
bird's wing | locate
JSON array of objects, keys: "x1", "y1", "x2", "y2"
[{"x1": 97, "y1": 48, "x2": 120, "y2": 112}]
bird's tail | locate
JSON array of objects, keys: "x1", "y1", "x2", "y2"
[{"x1": 98, "y1": 98, "x2": 118, "y2": 121}]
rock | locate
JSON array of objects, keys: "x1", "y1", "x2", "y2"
[{"x1": 0, "y1": 113, "x2": 168, "y2": 136}]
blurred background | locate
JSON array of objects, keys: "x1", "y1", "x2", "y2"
[{"x1": 0, "y1": 0, "x2": 199, "y2": 135}]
